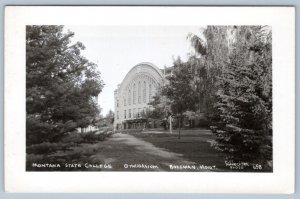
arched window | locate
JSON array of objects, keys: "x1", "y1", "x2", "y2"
[
  {"x1": 128, "y1": 89, "x2": 131, "y2": 105},
  {"x1": 124, "y1": 97, "x2": 126, "y2": 106},
  {"x1": 138, "y1": 81, "x2": 141, "y2": 104},
  {"x1": 149, "y1": 84, "x2": 152, "y2": 101},
  {"x1": 143, "y1": 81, "x2": 146, "y2": 103},
  {"x1": 133, "y1": 84, "x2": 136, "y2": 104}
]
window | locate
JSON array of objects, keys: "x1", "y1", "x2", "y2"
[
  {"x1": 129, "y1": 109, "x2": 131, "y2": 118},
  {"x1": 128, "y1": 89, "x2": 131, "y2": 105},
  {"x1": 138, "y1": 81, "x2": 141, "y2": 104},
  {"x1": 117, "y1": 111, "x2": 119, "y2": 120},
  {"x1": 124, "y1": 98, "x2": 126, "y2": 106},
  {"x1": 133, "y1": 108, "x2": 136, "y2": 118},
  {"x1": 117, "y1": 100, "x2": 119, "y2": 107},
  {"x1": 149, "y1": 84, "x2": 152, "y2": 101},
  {"x1": 124, "y1": 110, "x2": 126, "y2": 119},
  {"x1": 143, "y1": 81, "x2": 146, "y2": 103},
  {"x1": 133, "y1": 84, "x2": 136, "y2": 104},
  {"x1": 138, "y1": 108, "x2": 141, "y2": 117}
]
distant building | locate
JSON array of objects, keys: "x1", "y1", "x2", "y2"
[{"x1": 114, "y1": 62, "x2": 169, "y2": 130}]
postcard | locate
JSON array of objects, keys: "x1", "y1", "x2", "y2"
[{"x1": 4, "y1": 6, "x2": 295, "y2": 193}]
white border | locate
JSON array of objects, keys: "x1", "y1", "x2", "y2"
[{"x1": 4, "y1": 6, "x2": 295, "y2": 193}]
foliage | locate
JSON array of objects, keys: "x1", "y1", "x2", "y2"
[
  {"x1": 81, "y1": 131, "x2": 105, "y2": 142},
  {"x1": 61, "y1": 132, "x2": 84, "y2": 144},
  {"x1": 212, "y1": 26, "x2": 272, "y2": 164},
  {"x1": 188, "y1": 26, "x2": 231, "y2": 115},
  {"x1": 26, "y1": 142, "x2": 75, "y2": 155},
  {"x1": 94, "y1": 110, "x2": 114, "y2": 130},
  {"x1": 187, "y1": 26, "x2": 272, "y2": 164},
  {"x1": 26, "y1": 25, "x2": 104, "y2": 146},
  {"x1": 144, "y1": 92, "x2": 169, "y2": 120},
  {"x1": 162, "y1": 57, "x2": 198, "y2": 116},
  {"x1": 105, "y1": 109, "x2": 115, "y2": 124},
  {"x1": 27, "y1": 130, "x2": 113, "y2": 156},
  {"x1": 162, "y1": 57, "x2": 199, "y2": 137}
]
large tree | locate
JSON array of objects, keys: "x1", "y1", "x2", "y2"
[
  {"x1": 188, "y1": 26, "x2": 272, "y2": 165},
  {"x1": 162, "y1": 57, "x2": 198, "y2": 138},
  {"x1": 26, "y1": 25, "x2": 104, "y2": 145},
  {"x1": 188, "y1": 26, "x2": 230, "y2": 116},
  {"x1": 213, "y1": 26, "x2": 272, "y2": 164}
]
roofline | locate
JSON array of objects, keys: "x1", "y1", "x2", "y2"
[
  {"x1": 128, "y1": 62, "x2": 163, "y2": 78},
  {"x1": 119, "y1": 62, "x2": 164, "y2": 90}
]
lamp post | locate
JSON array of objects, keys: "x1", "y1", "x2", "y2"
[
  {"x1": 166, "y1": 110, "x2": 172, "y2": 134},
  {"x1": 169, "y1": 115, "x2": 172, "y2": 134}
]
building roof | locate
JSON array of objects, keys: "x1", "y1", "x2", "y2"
[{"x1": 118, "y1": 62, "x2": 164, "y2": 93}]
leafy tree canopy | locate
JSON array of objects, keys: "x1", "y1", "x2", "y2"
[{"x1": 162, "y1": 57, "x2": 198, "y2": 116}]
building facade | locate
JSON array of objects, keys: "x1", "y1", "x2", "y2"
[{"x1": 114, "y1": 62, "x2": 165, "y2": 130}]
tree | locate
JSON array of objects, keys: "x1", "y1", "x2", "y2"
[
  {"x1": 188, "y1": 26, "x2": 230, "y2": 116},
  {"x1": 105, "y1": 109, "x2": 115, "y2": 124},
  {"x1": 148, "y1": 92, "x2": 168, "y2": 119},
  {"x1": 141, "y1": 91, "x2": 171, "y2": 130},
  {"x1": 212, "y1": 26, "x2": 272, "y2": 165},
  {"x1": 26, "y1": 25, "x2": 104, "y2": 145},
  {"x1": 188, "y1": 26, "x2": 272, "y2": 166},
  {"x1": 162, "y1": 57, "x2": 198, "y2": 138}
]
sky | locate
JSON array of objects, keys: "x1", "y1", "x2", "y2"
[{"x1": 65, "y1": 26, "x2": 202, "y2": 115}]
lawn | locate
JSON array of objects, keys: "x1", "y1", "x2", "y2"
[{"x1": 129, "y1": 129, "x2": 228, "y2": 171}]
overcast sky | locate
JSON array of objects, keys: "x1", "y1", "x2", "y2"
[{"x1": 65, "y1": 26, "x2": 202, "y2": 115}]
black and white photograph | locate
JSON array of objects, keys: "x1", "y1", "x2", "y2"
[
  {"x1": 5, "y1": 6, "x2": 295, "y2": 193},
  {"x1": 26, "y1": 25, "x2": 273, "y2": 172}
]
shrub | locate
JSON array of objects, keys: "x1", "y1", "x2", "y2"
[
  {"x1": 81, "y1": 131, "x2": 99, "y2": 143},
  {"x1": 61, "y1": 132, "x2": 84, "y2": 145},
  {"x1": 26, "y1": 142, "x2": 75, "y2": 155}
]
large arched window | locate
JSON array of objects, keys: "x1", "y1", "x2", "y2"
[
  {"x1": 138, "y1": 81, "x2": 141, "y2": 104},
  {"x1": 128, "y1": 89, "x2": 131, "y2": 105},
  {"x1": 143, "y1": 81, "x2": 146, "y2": 103},
  {"x1": 133, "y1": 84, "x2": 136, "y2": 104},
  {"x1": 149, "y1": 84, "x2": 152, "y2": 101}
]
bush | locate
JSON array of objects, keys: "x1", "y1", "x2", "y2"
[
  {"x1": 81, "y1": 131, "x2": 99, "y2": 143},
  {"x1": 79, "y1": 130, "x2": 113, "y2": 142},
  {"x1": 61, "y1": 132, "x2": 84, "y2": 144},
  {"x1": 26, "y1": 142, "x2": 75, "y2": 155}
]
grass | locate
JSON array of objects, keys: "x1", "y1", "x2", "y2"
[{"x1": 130, "y1": 129, "x2": 228, "y2": 170}]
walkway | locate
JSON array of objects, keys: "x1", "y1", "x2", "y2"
[{"x1": 87, "y1": 133, "x2": 196, "y2": 171}]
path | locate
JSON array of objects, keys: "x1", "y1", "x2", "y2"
[{"x1": 87, "y1": 133, "x2": 196, "y2": 171}]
